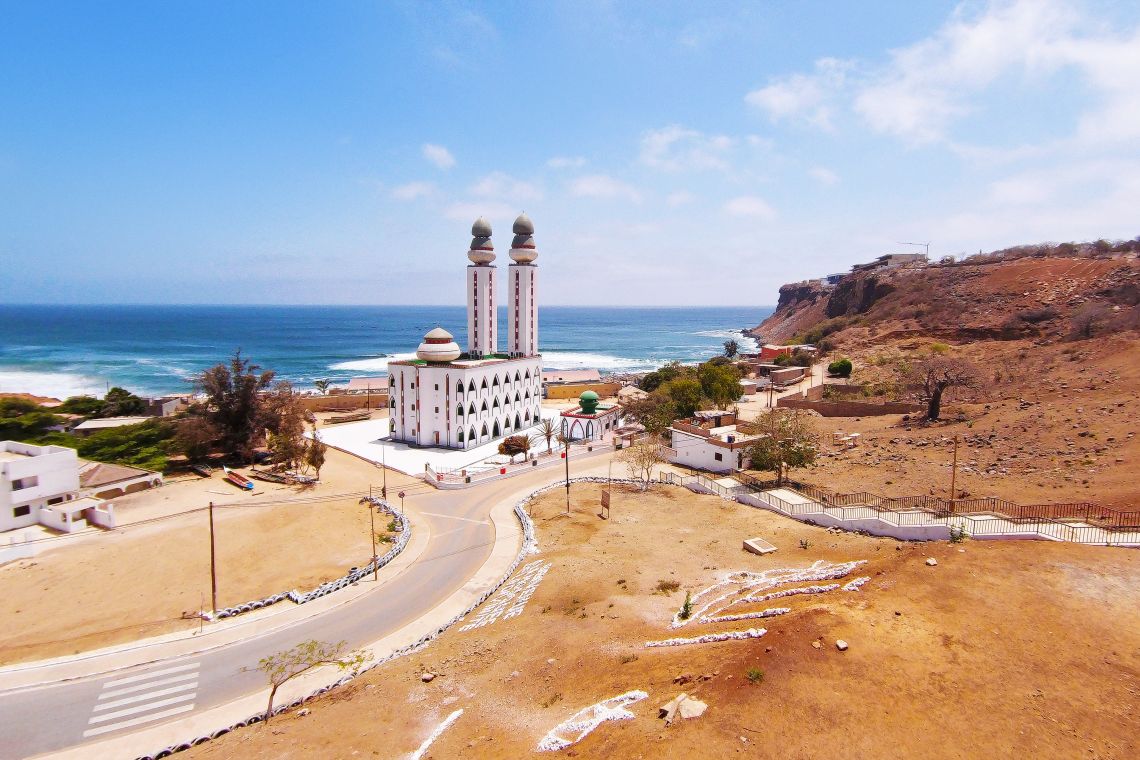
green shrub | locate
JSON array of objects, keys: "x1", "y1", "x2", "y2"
[
  {"x1": 747, "y1": 668, "x2": 765, "y2": 684},
  {"x1": 827, "y1": 358, "x2": 853, "y2": 377}
]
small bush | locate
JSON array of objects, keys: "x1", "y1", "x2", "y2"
[
  {"x1": 679, "y1": 591, "x2": 693, "y2": 620},
  {"x1": 655, "y1": 579, "x2": 681, "y2": 594},
  {"x1": 930, "y1": 342, "x2": 950, "y2": 354},
  {"x1": 827, "y1": 358, "x2": 853, "y2": 378},
  {"x1": 747, "y1": 668, "x2": 765, "y2": 684},
  {"x1": 620, "y1": 653, "x2": 639, "y2": 665},
  {"x1": 798, "y1": 539, "x2": 811, "y2": 550},
  {"x1": 949, "y1": 524, "x2": 968, "y2": 543}
]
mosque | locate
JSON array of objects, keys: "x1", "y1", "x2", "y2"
[{"x1": 387, "y1": 214, "x2": 543, "y2": 449}]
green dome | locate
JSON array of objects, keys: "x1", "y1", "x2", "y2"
[{"x1": 579, "y1": 390, "x2": 599, "y2": 414}]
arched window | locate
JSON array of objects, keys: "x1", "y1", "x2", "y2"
[
  {"x1": 524, "y1": 409, "x2": 531, "y2": 422},
  {"x1": 457, "y1": 405, "x2": 464, "y2": 417},
  {"x1": 524, "y1": 389, "x2": 531, "y2": 400},
  {"x1": 456, "y1": 381, "x2": 463, "y2": 396},
  {"x1": 492, "y1": 375, "x2": 500, "y2": 388},
  {"x1": 514, "y1": 391, "x2": 520, "y2": 403},
  {"x1": 480, "y1": 377, "x2": 488, "y2": 391},
  {"x1": 468, "y1": 380, "x2": 476, "y2": 394},
  {"x1": 514, "y1": 413, "x2": 521, "y2": 429},
  {"x1": 457, "y1": 428, "x2": 465, "y2": 443},
  {"x1": 492, "y1": 420, "x2": 501, "y2": 437},
  {"x1": 585, "y1": 421, "x2": 594, "y2": 439},
  {"x1": 481, "y1": 423, "x2": 489, "y2": 437},
  {"x1": 524, "y1": 368, "x2": 531, "y2": 380},
  {"x1": 469, "y1": 426, "x2": 476, "y2": 442},
  {"x1": 514, "y1": 370, "x2": 521, "y2": 382},
  {"x1": 481, "y1": 400, "x2": 488, "y2": 413}
]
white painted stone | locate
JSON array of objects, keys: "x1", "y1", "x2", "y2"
[
  {"x1": 926, "y1": 558, "x2": 938, "y2": 566},
  {"x1": 836, "y1": 639, "x2": 849, "y2": 651}
]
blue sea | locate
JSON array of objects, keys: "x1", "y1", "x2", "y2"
[{"x1": 0, "y1": 305, "x2": 774, "y2": 398}]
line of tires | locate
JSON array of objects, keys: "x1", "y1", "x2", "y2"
[{"x1": 134, "y1": 476, "x2": 639, "y2": 760}]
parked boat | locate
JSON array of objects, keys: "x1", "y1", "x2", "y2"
[
  {"x1": 223, "y1": 466, "x2": 254, "y2": 490},
  {"x1": 249, "y1": 469, "x2": 292, "y2": 484},
  {"x1": 328, "y1": 410, "x2": 371, "y2": 424},
  {"x1": 190, "y1": 464, "x2": 212, "y2": 478}
]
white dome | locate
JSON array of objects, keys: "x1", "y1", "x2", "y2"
[
  {"x1": 416, "y1": 327, "x2": 461, "y2": 362},
  {"x1": 469, "y1": 216, "x2": 495, "y2": 264},
  {"x1": 509, "y1": 213, "x2": 538, "y2": 263}
]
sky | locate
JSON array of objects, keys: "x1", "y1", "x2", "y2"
[{"x1": 2, "y1": 0, "x2": 1139, "y2": 306}]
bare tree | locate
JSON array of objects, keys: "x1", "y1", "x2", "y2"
[
  {"x1": 257, "y1": 639, "x2": 370, "y2": 722},
  {"x1": 1068, "y1": 302, "x2": 1111, "y2": 340},
  {"x1": 617, "y1": 440, "x2": 664, "y2": 491},
  {"x1": 537, "y1": 418, "x2": 557, "y2": 453},
  {"x1": 909, "y1": 356, "x2": 981, "y2": 421},
  {"x1": 745, "y1": 408, "x2": 819, "y2": 485}
]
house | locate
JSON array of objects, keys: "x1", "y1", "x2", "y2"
[
  {"x1": 667, "y1": 411, "x2": 757, "y2": 473},
  {"x1": 70, "y1": 416, "x2": 152, "y2": 437},
  {"x1": 146, "y1": 395, "x2": 188, "y2": 417},
  {"x1": 759, "y1": 344, "x2": 816, "y2": 361},
  {"x1": 78, "y1": 461, "x2": 163, "y2": 499},
  {"x1": 739, "y1": 379, "x2": 760, "y2": 395},
  {"x1": 851, "y1": 252, "x2": 928, "y2": 273},
  {"x1": 1, "y1": 441, "x2": 116, "y2": 533}
]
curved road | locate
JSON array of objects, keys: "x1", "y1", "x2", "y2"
[{"x1": 0, "y1": 455, "x2": 603, "y2": 760}]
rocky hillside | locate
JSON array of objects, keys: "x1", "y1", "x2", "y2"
[{"x1": 750, "y1": 247, "x2": 1140, "y2": 347}]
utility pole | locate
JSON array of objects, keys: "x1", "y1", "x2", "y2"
[
  {"x1": 948, "y1": 434, "x2": 960, "y2": 511},
  {"x1": 368, "y1": 497, "x2": 378, "y2": 581},
  {"x1": 208, "y1": 501, "x2": 218, "y2": 615},
  {"x1": 563, "y1": 424, "x2": 571, "y2": 514},
  {"x1": 381, "y1": 446, "x2": 388, "y2": 500}
]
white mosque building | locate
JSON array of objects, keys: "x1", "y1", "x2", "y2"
[{"x1": 388, "y1": 214, "x2": 543, "y2": 449}]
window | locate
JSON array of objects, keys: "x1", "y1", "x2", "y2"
[
  {"x1": 12, "y1": 476, "x2": 38, "y2": 490},
  {"x1": 714, "y1": 452, "x2": 723, "y2": 462},
  {"x1": 411, "y1": 403, "x2": 416, "y2": 411},
  {"x1": 13, "y1": 505, "x2": 31, "y2": 518},
  {"x1": 410, "y1": 382, "x2": 415, "y2": 389},
  {"x1": 434, "y1": 384, "x2": 439, "y2": 391},
  {"x1": 48, "y1": 496, "x2": 64, "y2": 505},
  {"x1": 434, "y1": 406, "x2": 439, "y2": 413}
]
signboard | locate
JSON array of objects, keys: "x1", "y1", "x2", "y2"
[{"x1": 600, "y1": 489, "x2": 610, "y2": 519}]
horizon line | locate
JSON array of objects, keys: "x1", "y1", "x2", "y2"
[{"x1": 0, "y1": 302, "x2": 777, "y2": 310}]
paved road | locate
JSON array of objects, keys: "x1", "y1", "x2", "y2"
[{"x1": 0, "y1": 459, "x2": 592, "y2": 760}]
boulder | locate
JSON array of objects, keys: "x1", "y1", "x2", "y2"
[
  {"x1": 836, "y1": 639, "x2": 849, "y2": 652},
  {"x1": 421, "y1": 672, "x2": 436, "y2": 683},
  {"x1": 925, "y1": 558, "x2": 938, "y2": 566}
]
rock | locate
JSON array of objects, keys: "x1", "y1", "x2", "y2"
[
  {"x1": 811, "y1": 640, "x2": 822, "y2": 649},
  {"x1": 421, "y1": 672, "x2": 436, "y2": 683},
  {"x1": 297, "y1": 708, "x2": 310, "y2": 717},
  {"x1": 926, "y1": 558, "x2": 938, "y2": 566},
  {"x1": 836, "y1": 639, "x2": 849, "y2": 651},
  {"x1": 673, "y1": 674, "x2": 692, "y2": 685},
  {"x1": 678, "y1": 697, "x2": 708, "y2": 720}
]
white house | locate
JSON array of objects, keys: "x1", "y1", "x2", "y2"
[
  {"x1": 0, "y1": 441, "x2": 116, "y2": 533},
  {"x1": 388, "y1": 214, "x2": 544, "y2": 449},
  {"x1": 559, "y1": 391, "x2": 622, "y2": 442},
  {"x1": 668, "y1": 411, "x2": 757, "y2": 473}
]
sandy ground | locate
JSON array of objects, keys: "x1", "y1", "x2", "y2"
[
  {"x1": 185, "y1": 482, "x2": 1139, "y2": 759},
  {"x1": 791, "y1": 335, "x2": 1140, "y2": 510},
  {"x1": 0, "y1": 449, "x2": 422, "y2": 665}
]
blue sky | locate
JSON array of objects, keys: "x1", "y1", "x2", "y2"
[{"x1": 2, "y1": 0, "x2": 1138, "y2": 306}]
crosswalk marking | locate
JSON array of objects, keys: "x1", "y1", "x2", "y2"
[
  {"x1": 93, "y1": 682, "x2": 198, "y2": 712},
  {"x1": 83, "y1": 662, "x2": 200, "y2": 738},
  {"x1": 101, "y1": 663, "x2": 199, "y2": 689},
  {"x1": 82, "y1": 705, "x2": 197, "y2": 738},
  {"x1": 99, "y1": 672, "x2": 199, "y2": 699}
]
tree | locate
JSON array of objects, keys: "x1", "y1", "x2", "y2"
[
  {"x1": 258, "y1": 640, "x2": 369, "y2": 723},
  {"x1": 664, "y1": 378, "x2": 703, "y2": 419},
  {"x1": 1068, "y1": 302, "x2": 1111, "y2": 340},
  {"x1": 698, "y1": 361, "x2": 741, "y2": 410},
  {"x1": 192, "y1": 350, "x2": 275, "y2": 461},
  {"x1": 621, "y1": 393, "x2": 676, "y2": 437},
  {"x1": 639, "y1": 361, "x2": 687, "y2": 392},
  {"x1": 827, "y1": 358, "x2": 853, "y2": 378},
  {"x1": 498, "y1": 434, "x2": 530, "y2": 462},
  {"x1": 57, "y1": 395, "x2": 104, "y2": 416},
  {"x1": 174, "y1": 416, "x2": 218, "y2": 463},
  {"x1": 617, "y1": 440, "x2": 664, "y2": 491},
  {"x1": 745, "y1": 408, "x2": 819, "y2": 485},
  {"x1": 723, "y1": 339, "x2": 740, "y2": 358},
  {"x1": 537, "y1": 418, "x2": 557, "y2": 453},
  {"x1": 99, "y1": 387, "x2": 147, "y2": 417},
  {"x1": 304, "y1": 426, "x2": 327, "y2": 479},
  {"x1": 313, "y1": 379, "x2": 331, "y2": 395},
  {"x1": 909, "y1": 356, "x2": 981, "y2": 421},
  {"x1": 263, "y1": 381, "x2": 312, "y2": 470}
]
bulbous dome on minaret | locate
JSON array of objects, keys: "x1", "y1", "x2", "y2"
[
  {"x1": 416, "y1": 326, "x2": 462, "y2": 362},
  {"x1": 509, "y1": 212, "x2": 538, "y2": 263},
  {"x1": 468, "y1": 217, "x2": 495, "y2": 264}
]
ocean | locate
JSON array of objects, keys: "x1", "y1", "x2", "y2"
[{"x1": 0, "y1": 304, "x2": 773, "y2": 399}]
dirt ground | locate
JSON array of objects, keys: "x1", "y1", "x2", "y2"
[
  {"x1": 0, "y1": 448, "x2": 418, "y2": 665},
  {"x1": 776, "y1": 334, "x2": 1140, "y2": 510},
  {"x1": 186, "y1": 482, "x2": 1140, "y2": 759}
]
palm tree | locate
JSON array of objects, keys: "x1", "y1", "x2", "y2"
[{"x1": 538, "y1": 418, "x2": 557, "y2": 454}]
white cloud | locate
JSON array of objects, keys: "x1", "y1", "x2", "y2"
[
  {"x1": 666, "y1": 191, "x2": 695, "y2": 207},
  {"x1": 745, "y1": 58, "x2": 851, "y2": 130},
  {"x1": 546, "y1": 156, "x2": 587, "y2": 169},
  {"x1": 724, "y1": 196, "x2": 776, "y2": 219},
  {"x1": 640, "y1": 125, "x2": 735, "y2": 172},
  {"x1": 422, "y1": 143, "x2": 456, "y2": 170},
  {"x1": 470, "y1": 171, "x2": 543, "y2": 203},
  {"x1": 390, "y1": 181, "x2": 435, "y2": 200},
  {"x1": 567, "y1": 174, "x2": 642, "y2": 203},
  {"x1": 808, "y1": 167, "x2": 839, "y2": 186}
]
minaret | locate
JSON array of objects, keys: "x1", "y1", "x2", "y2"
[
  {"x1": 466, "y1": 217, "x2": 497, "y2": 357},
  {"x1": 507, "y1": 213, "x2": 539, "y2": 358}
]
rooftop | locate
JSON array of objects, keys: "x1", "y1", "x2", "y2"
[
  {"x1": 542, "y1": 369, "x2": 602, "y2": 384},
  {"x1": 72, "y1": 416, "x2": 152, "y2": 431}
]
